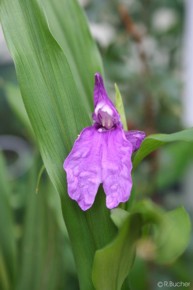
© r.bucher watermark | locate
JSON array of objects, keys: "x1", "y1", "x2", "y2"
[{"x1": 157, "y1": 281, "x2": 190, "y2": 288}]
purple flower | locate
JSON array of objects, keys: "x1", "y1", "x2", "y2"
[{"x1": 63, "y1": 73, "x2": 145, "y2": 211}]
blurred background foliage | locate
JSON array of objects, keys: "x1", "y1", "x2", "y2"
[{"x1": 0, "y1": 0, "x2": 193, "y2": 289}]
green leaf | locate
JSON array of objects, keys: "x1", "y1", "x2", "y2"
[
  {"x1": 155, "y1": 142, "x2": 193, "y2": 189},
  {"x1": 129, "y1": 257, "x2": 148, "y2": 290},
  {"x1": 92, "y1": 199, "x2": 191, "y2": 290},
  {"x1": 40, "y1": 0, "x2": 103, "y2": 110},
  {"x1": 5, "y1": 83, "x2": 34, "y2": 139},
  {"x1": 110, "y1": 208, "x2": 129, "y2": 228},
  {"x1": 92, "y1": 214, "x2": 142, "y2": 290},
  {"x1": 155, "y1": 207, "x2": 191, "y2": 264},
  {"x1": 0, "y1": 1, "x2": 116, "y2": 289},
  {"x1": 115, "y1": 84, "x2": 128, "y2": 130},
  {"x1": 131, "y1": 200, "x2": 163, "y2": 225},
  {"x1": 17, "y1": 167, "x2": 72, "y2": 290},
  {"x1": 0, "y1": 154, "x2": 16, "y2": 290},
  {"x1": 133, "y1": 128, "x2": 193, "y2": 168},
  {"x1": 131, "y1": 201, "x2": 191, "y2": 264}
]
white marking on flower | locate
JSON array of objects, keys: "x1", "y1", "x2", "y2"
[
  {"x1": 95, "y1": 102, "x2": 113, "y2": 116},
  {"x1": 101, "y1": 105, "x2": 113, "y2": 115}
]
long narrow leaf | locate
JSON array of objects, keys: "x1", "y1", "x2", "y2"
[
  {"x1": 40, "y1": 0, "x2": 103, "y2": 110},
  {"x1": 0, "y1": 155, "x2": 16, "y2": 290},
  {"x1": 133, "y1": 128, "x2": 193, "y2": 168},
  {"x1": 17, "y1": 168, "x2": 70, "y2": 290},
  {"x1": 0, "y1": 1, "x2": 116, "y2": 289}
]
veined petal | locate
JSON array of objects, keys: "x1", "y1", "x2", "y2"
[
  {"x1": 102, "y1": 128, "x2": 133, "y2": 209},
  {"x1": 125, "y1": 130, "x2": 145, "y2": 152},
  {"x1": 63, "y1": 127, "x2": 102, "y2": 211},
  {"x1": 64, "y1": 125, "x2": 133, "y2": 210}
]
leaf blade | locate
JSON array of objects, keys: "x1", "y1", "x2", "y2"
[
  {"x1": 92, "y1": 214, "x2": 142, "y2": 290},
  {"x1": 155, "y1": 207, "x2": 191, "y2": 264},
  {"x1": 40, "y1": 0, "x2": 103, "y2": 109},
  {"x1": 133, "y1": 128, "x2": 193, "y2": 168},
  {"x1": 0, "y1": 155, "x2": 16, "y2": 290},
  {"x1": 0, "y1": 1, "x2": 116, "y2": 289},
  {"x1": 115, "y1": 83, "x2": 128, "y2": 130}
]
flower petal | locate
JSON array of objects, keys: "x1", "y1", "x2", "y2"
[
  {"x1": 63, "y1": 127, "x2": 102, "y2": 211},
  {"x1": 94, "y1": 72, "x2": 113, "y2": 107},
  {"x1": 125, "y1": 130, "x2": 145, "y2": 152},
  {"x1": 102, "y1": 128, "x2": 133, "y2": 209},
  {"x1": 93, "y1": 73, "x2": 120, "y2": 128}
]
